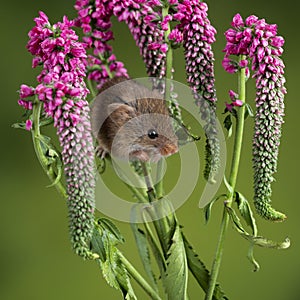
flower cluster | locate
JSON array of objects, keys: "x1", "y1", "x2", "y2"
[
  {"x1": 74, "y1": 0, "x2": 128, "y2": 89},
  {"x1": 113, "y1": 0, "x2": 167, "y2": 78},
  {"x1": 223, "y1": 14, "x2": 286, "y2": 221},
  {"x1": 18, "y1": 12, "x2": 96, "y2": 256},
  {"x1": 225, "y1": 89, "x2": 243, "y2": 112},
  {"x1": 75, "y1": 0, "x2": 170, "y2": 81},
  {"x1": 74, "y1": 0, "x2": 219, "y2": 180},
  {"x1": 177, "y1": 0, "x2": 220, "y2": 182}
]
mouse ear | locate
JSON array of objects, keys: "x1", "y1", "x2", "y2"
[{"x1": 107, "y1": 103, "x2": 136, "y2": 123}]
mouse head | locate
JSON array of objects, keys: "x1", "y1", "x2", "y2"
[{"x1": 109, "y1": 99, "x2": 178, "y2": 162}]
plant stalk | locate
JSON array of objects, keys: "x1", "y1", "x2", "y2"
[
  {"x1": 118, "y1": 251, "x2": 162, "y2": 300},
  {"x1": 31, "y1": 101, "x2": 67, "y2": 198},
  {"x1": 155, "y1": 4, "x2": 173, "y2": 198},
  {"x1": 205, "y1": 55, "x2": 247, "y2": 300}
]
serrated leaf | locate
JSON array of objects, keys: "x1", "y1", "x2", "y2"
[
  {"x1": 235, "y1": 192, "x2": 257, "y2": 236},
  {"x1": 223, "y1": 115, "x2": 233, "y2": 139},
  {"x1": 204, "y1": 194, "x2": 227, "y2": 224},
  {"x1": 226, "y1": 206, "x2": 291, "y2": 249},
  {"x1": 90, "y1": 225, "x2": 106, "y2": 261},
  {"x1": 162, "y1": 223, "x2": 188, "y2": 300},
  {"x1": 93, "y1": 221, "x2": 137, "y2": 299},
  {"x1": 98, "y1": 249, "x2": 137, "y2": 300},
  {"x1": 98, "y1": 218, "x2": 125, "y2": 244},
  {"x1": 182, "y1": 234, "x2": 228, "y2": 300},
  {"x1": 131, "y1": 222, "x2": 158, "y2": 291}
]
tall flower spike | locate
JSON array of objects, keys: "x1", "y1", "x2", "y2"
[
  {"x1": 112, "y1": 1, "x2": 183, "y2": 122},
  {"x1": 74, "y1": 0, "x2": 128, "y2": 89},
  {"x1": 19, "y1": 12, "x2": 96, "y2": 256},
  {"x1": 179, "y1": 1, "x2": 220, "y2": 182},
  {"x1": 223, "y1": 14, "x2": 286, "y2": 221},
  {"x1": 112, "y1": 0, "x2": 167, "y2": 79}
]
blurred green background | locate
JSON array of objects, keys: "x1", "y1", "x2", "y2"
[{"x1": 1, "y1": 0, "x2": 299, "y2": 299}]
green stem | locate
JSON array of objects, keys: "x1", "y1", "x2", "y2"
[
  {"x1": 118, "y1": 251, "x2": 162, "y2": 300},
  {"x1": 155, "y1": 4, "x2": 173, "y2": 201},
  {"x1": 141, "y1": 162, "x2": 156, "y2": 202},
  {"x1": 31, "y1": 101, "x2": 67, "y2": 198},
  {"x1": 98, "y1": 54, "x2": 113, "y2": 79},
  {"x1": 87, "y1": 79, "x2": 97, "y2": 98},
  {"x1": 205, "y1": 55, "x2": 247, "y2": 300},
  {"x1": 154, "y1": 159, "x2": 164, "y2": 198},
  {"x1": 106, "y1": 158, "x2": 148, "y2": 203}
]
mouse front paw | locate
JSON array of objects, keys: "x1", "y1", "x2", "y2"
[
  {"x1": 95, "y1": 146, "x2": 109, "y2": 159},
  {"x1": 129, "y1": 150, "x2": 150, "y2": 162}
]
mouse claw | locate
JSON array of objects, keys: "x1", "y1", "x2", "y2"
[{"x1": 95, "y1": 146, "x2": 108, "y2": 159}]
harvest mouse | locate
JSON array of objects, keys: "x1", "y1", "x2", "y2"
[{"x1": 91, "y1": 76, "x2": 178, "y2": 162}]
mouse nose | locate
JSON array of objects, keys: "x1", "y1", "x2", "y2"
[{"x1": 160, "y1": 143, "x2": 178, "y2": 157}]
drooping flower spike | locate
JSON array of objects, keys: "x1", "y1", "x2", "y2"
[
  {"x1": 74, "y1": 0, "x2": 219, "y2": 181},
  {"x1": 177, "y1": 0, "x2": 220, "y2": 182},
  {"x1": 223, "y1": 14, "x2": 287, "y2": 221},
  {"x1": 18, "y1": 11, "x2": 96, "y2": 257},
  {"x1": 74, "y1": 0, "x2": 128, "y2": 89}
]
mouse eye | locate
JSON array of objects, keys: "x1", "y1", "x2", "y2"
[{"x1": 147, "y1": 129, "x2": 158, "y2": 139}]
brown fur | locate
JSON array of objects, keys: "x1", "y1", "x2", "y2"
[{"x1": 91, "y1": 77, "x2": 178, "y2": 162}]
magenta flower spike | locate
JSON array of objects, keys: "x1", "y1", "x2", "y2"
[
  {"x1": 113, "y1": 0, "x2": 167, "y2": 78},
  {"x1": 74, "y1": 0, "x2": 128, "y2": 89},
  {"x1": 223, "y1": 14, "x2": 287, "y2": 221},
  {"x1": 178, "y1": 1, "x2": 220, "y2": 182},
  {"x1": 19, "y1": 12, "x2": 96, "y2": 257}
]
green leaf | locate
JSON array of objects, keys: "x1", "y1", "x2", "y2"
[
  {"x1": 39, "y1": 115, "x2": 53, "y2": 127},
  {"x1": 162, "y1": 223, "x2": 188, "y2": 300},
  {"x1": 234, "y1": 192, "x2": 257, "y2": 236},
  {"x1": 182, "y1": 234, "x2": 228, "y2": 300},
  {"x1": 36, "y1": 134, "x2": 63, "y2": 188},
  {"x1": 247, "y1": 245, "x2": 260, "y2": 272},
  {"x1": 90, "y1": 225, "x2": 106, "y2": 261},
  {"x1": 98, "y1": 218, "x2": 125, "y2": 244},
  {"x1": 96, "y1": 156, "x2": 106, "y2": 174},
  {"x1": 223, "y1": 114, "x2": 233, "y2": 139},
  {"x1": 93, "y1": 221, "x2": 137, "y2": 300},
  {"x1": 12, "y1": 122, "x2": 27, "y2": 130},
  {"x1": 226, "y1": 206, "x2": 291, "y2": 249},
  {"x1": 98, "y1": 249, "x2": 137, "y2": 300},
  {"x1": 142, "y1": 215, "x2": 166, "y2": 275},
  {"x1": 130, "y1": 222, "x2": 158, "y2": 291},
  {"x1": 244, "y1": 103, "x2": 254, "y2": 119},
  {"x1": 204, "y1": 194, "x2": 227, "y2": 224}
]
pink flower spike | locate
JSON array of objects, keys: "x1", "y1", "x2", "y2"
[{"x1": 25, "y1": 119, "x2": 33, "y2": 131}]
